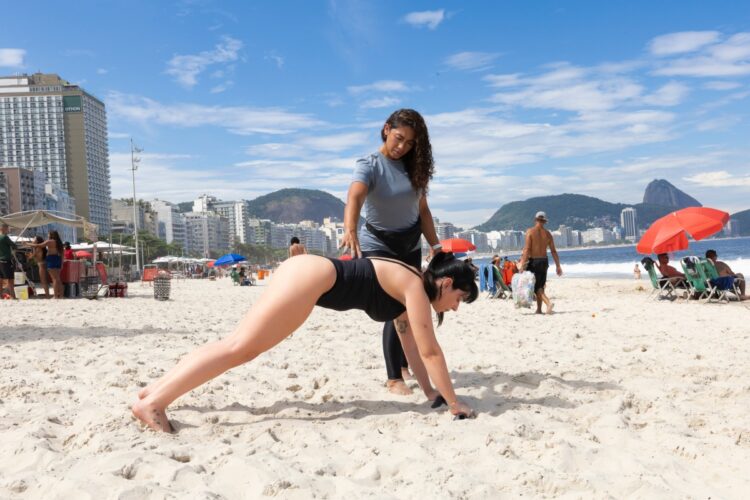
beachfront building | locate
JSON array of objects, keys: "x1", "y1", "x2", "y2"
[
  {"x1": 320, "y1": 217, "x2": 345, "y2": 251},
  {"x1": 620, "y1": 207, "x2": 638, "y2": 241},
  {"x1": 151, "y1": 199, "x2": 186, "y2": 247},
  {"x1": 0, "y1": 166, "x2": 47, "y2": 237},
  {"x1": 111, "y1": 199, "x2": 145, "y2": 235},
  {"x1": 0, "y1": 171, "x2": 8, "y2": 214},
  {"x1": 581, "y1": 227, "x2": 616, "y2": 244},
  {"x1": 184, "y1": 211, "x2": 229, "y2": 258},
  {"x1": 434, "y1": 218, "x2": 458, "y2": 240},
  {"x1": 247, "y1": 218, "x2": 273, "y2": 246},
  {"x1": 0, "y1": 73, "x2": 111, "y2": 233},
  {"x1": 45, "y1": 182, "x2": 77, "y2": 243},
  {"x1": 456, "y1": 229, "x2": 491, "y2": 253},
  {"x1": 213, "y1": 200, "x2": 252, "y2": 246},
  {"x1": 297, "y1": 220, "x2": 330, "y2": 253},
  {"x1": 724, "y1": 218, "x2": 740, "y2": 237}
]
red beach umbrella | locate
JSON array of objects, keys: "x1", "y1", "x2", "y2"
[
  {"x1": 636, "y1": 206, "x2": 729, "y2": 255},
  {"x1": 206, "y1": 260, "x2": 216, "y2": 268},
  {"x1": 75, "y1": 250, "x2": 93, "y2": 259},
  {"x1": 440, "y1": 238, "x2": 476, "y2": 253},
  {"x1": 338, "y1": 254, "x2": 353, "y2": 261}
]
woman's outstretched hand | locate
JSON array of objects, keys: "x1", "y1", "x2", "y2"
[
  {"x1": 339, "y1": 230, "x2": 362, "y2": 258},
  {"x1": 450, "y1": 400, "x2": 475, "y2": 419}
]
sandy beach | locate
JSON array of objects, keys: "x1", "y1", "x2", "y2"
[{"x1": 2, "y1": 276, "x2": 749, "y2": 498}]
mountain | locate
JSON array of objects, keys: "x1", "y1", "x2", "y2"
[
  {"x1": 643, "y1": 179, "x2": 701, "y2": 208},
  {"x1": 731, "y1": 209, "x2": 750, "y2": 236},
  {"x1": 245, "y1": 188, "x2": 345, "y2": 223},
  {"x1": 177, "y1": 201, "x2": 193, "y2": 213},
  {"x1": 474, "y1": 194, "x2": 680, "y2": 232},
  {"x1": 475, "y1": 194, "x2": 626, "y2": 232}
]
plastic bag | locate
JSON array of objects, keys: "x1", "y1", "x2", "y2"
[{"x1": 512, "y1": 271, "x2": 536, "y2": 308}]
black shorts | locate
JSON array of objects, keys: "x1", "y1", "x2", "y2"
[
  {"x1": 526, "y1": 258, "x2": 549, "y2": 292},
  {"x1": 0, "y1": 260, "x2": 13, "y2": 280}
]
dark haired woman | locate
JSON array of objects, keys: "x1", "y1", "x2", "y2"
[
  {"x1": 132, "y1": 252, "x2": 477, "y2": 432},
  {"x1": 340, "y1": 108, "x2": 443, "y2": 395},
  {"x1": 28, "y1": 230, "x2": 64, "y2": 299},
  {"x1": 31, "y1": 236, "x2": 50, "y2": 298}
]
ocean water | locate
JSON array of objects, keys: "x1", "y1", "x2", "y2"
[{"x1": 475, "y1": 236, "x2": 750, "y2": 279}]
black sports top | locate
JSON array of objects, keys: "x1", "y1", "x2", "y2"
[{"x1": 315, "y1": 257, "x2": 421, "y2": 321}]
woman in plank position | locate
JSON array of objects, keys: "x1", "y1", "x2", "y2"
[{"x1": 132, "y1": 252, "x2": 478, "y2": 432}]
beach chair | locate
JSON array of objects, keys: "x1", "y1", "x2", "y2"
[
  {"x1": 492, "y1": 265, "x2": 511, "y2": 299},
  {"x1": 640, "y1": 257, "x2": 680, "y2": 300},
  {"x1": 701, "y1": 259, "x2": 739, "y2": 302},
  {"x1": 680, "y1": 256, "x2": 711, "y2": 301}
]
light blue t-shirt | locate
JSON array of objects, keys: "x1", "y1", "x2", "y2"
[{"x1": 352, "y1": 152, "x2": 421, "y2": 254}]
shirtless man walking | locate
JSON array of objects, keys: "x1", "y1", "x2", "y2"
[
  {"x1": 288, "y1": 237, "x2": 307, "y2": 258},
  {"x1": 519, "y1": 211, "x2": 563, "y2": 314}
]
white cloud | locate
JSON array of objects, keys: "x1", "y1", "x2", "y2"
[
  {"x1": 297, "y1": 132, "x2": 370, "y2": 152},
  {"x1": 209, "y1": 81, "x2": 233, "y2": 94},
  {"x1": 264, "y1": 52, "x2": 284, "y2": 69},
  {"x1": 649, "y1": 31, "x2": 720, "y2": 56},
  {"x1": 642, "y1": 81, "x2": 689, "y2": 106},
  {"x1": 108, "y1": 132, "x2": 131, "y2": 139},
  {"x1": 348, "y1": 80, "x2": 411, "y2": 94},
  {"x1": 483, "y1": 73, "x2": 523, "y2": 88},
  {"x1": 107, "y1": 92, "x2": 323, "y2": 135},
  {"x1": 360, "y1": 96, "x2": 401, "y2": 109},
  {"x1": 165, "y1": 36, "x2": 243, "y2": 88},
  {"x1": 444, "y1": 51, "x2": 499, "y2": 71},
  {"x1": 653, "y1": 32, "x2": 750, "y2": 77},
  {"x1": 402, "y1": 10, "x2": 445, "y2": 30},
  {"x1": 0, "y1": 48, "x2": 25, "y2": 67},
  {"x1": 703, "y1": 81, "x2": 743, "y2": 91},
  {"x1": 684, "y1": 170, "x2": 750, "y2": 188},
  {"x1": 97, "y1": 68, "x2": 108, "y2": 75}
]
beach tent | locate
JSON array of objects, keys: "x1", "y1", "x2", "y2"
[{"x1": 0, "y1": 209, "x2": 97, "y2": 240}]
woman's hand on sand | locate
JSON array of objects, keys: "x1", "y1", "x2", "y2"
[
  {"x1": 450, "y1": 400, "x2": 475, "y2": 419},
  {"x1": 339, "y1": 230, "x2": 362, "y2": 258}
]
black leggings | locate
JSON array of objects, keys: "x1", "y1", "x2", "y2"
[{"x1": 361, "y1": 248, "x2": 422, "y2": 381}]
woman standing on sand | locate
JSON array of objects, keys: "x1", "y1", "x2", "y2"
[
  {"x1": 132, "y1": 252, "x2": 478, "y2": 433},
  {"x1": 31, "y1": 236, "x2": 50, "y2": 298},
  {"x1": 27, "y1": 230, "x2": 64, "y2": 299},
  {"x1": 340, "y1": 109, "x2": 443, "y2": 396}
]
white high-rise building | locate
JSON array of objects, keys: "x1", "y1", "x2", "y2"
[
  {"x1": 184, "y1": 212, "x2": 229, "y2": 257},
  {"x1": 151, "y1": 199, "x2": 186, "y2": 247},
  {"x1": 620, "y1": 207, "x2": 638, "y2": 241},
  {"x1": 0, "y1": 73, "x2": 111, "y2": 233},
  {"x1": 213, "y1": 200, "x2": 250, "y2": 245}
]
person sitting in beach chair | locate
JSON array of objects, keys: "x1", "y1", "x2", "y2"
[
  {"x1": 680, "y1": 256, "x2": 712, "y2": 301},
  {"x1": 656, "y1": 254, "x2": 687, "y2": 290},
  {"x1": 641, "y1": 256, "x2": 683, "y2": 300},
  {"x1": 132, "y1": 252, "x2": 478, "y2": 433},
  {"x1": 705, "y1": 249, "x2": 746, "y2": 300}
]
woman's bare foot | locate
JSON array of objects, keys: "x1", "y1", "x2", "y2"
[
  {"x1": 546, "y1": 303, "x2": 555, "y2": 315},
  {"x1": 386, "y1": 379, "x2": 413, "y2": 395},
  {"x1": 132, "y1": 399, "x2": 173, "y2": 433}
]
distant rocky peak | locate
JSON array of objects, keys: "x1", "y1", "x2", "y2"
[{"x1": 642, "y1": 179, "x2": 702, "y2": 208}]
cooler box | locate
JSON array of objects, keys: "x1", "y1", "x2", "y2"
[
  {"x1": 14, "y1": 286, "x2": 29, "y2": 300},
  {"x1": 14, "y1": 272, "x2": 26, "y2": 285}
]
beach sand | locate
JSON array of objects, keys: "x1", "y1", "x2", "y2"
[{"x1": 1, "y1": 276, "x2": 749, "y2": 498}]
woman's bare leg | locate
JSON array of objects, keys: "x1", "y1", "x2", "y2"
[
  {"x1": 132, "y1": 256, "x2": 335, "y2": 432},
  {"x1": 38, "y1": 264, "x2": 50, "y2": 297},
  {"x1": 48, "y1": 269, "x2": 62, "y2": 299}
]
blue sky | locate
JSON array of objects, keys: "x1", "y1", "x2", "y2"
[{"x1": 2, "y1": 0, "x2": 749, "y2": 227}]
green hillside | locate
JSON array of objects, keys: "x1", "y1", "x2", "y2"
[
  {"x1": 245, "y1": 188, "x2": 345, "y2": 223},
  {"x1": 474, "y1": 194, "x2": 677, "y2": 232}
]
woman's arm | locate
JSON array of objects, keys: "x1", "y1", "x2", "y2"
[
  {"x1": 393, "y1": 313, "x2": 437, "y2": 399},
  {"x1": 403, "y1": 286, "x2": 473, "y2": 416},
  {"x1": 341, "y1": 182, "x2": 368, "y2": 258},
  {"x1": 418, "y1": 195, "x2": 441, "y2": 257}
]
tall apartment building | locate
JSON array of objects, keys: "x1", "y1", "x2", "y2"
[
  {"x1": 620, "y1": 207, "x2": 638, "y2": 241},
  {"x1": 184, "y1": 212, "x2": 229, "y2": 258},
  {"x1": 151, "y1": 199, "x2": 186, "y2": 247},
  {"x1": 44, "y1": 182, "x2": 77, "y2": 243},
  {"x1": 111, "y1": 199, "x2": 144, "y2": 234},
  {"x1": 0, "y1": 166, "x2": 45, "y2": 214},
  {"x1": 0, "y1": 171, "x2": 8, "y2": 214},
  {"x1": 0, "y1": 73, "x2": 111, "y2": 233},
  {"x1": 213, "y1": 200, "x2": 250, "y2": 245}
]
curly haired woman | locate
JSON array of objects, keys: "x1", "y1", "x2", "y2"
[{"x1": 340, "y1": 109, "x2": 443, "y2": 395}]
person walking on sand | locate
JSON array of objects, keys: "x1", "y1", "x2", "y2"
[
  {"x1": 132, "y1": 252, "x2": 478, "y2": 433},
  {"x1": 0, "y1": 223, "x2": 18, "y2": 299},
  {"x1": 288, "y1": 236, "x2": 307, "y2": 258},
  {"x1": 519, "y1": 212, "x2": 562, "y2": 314},
  {"x1": 340, "y1": 108, "x2": 442, "y2": 396}
]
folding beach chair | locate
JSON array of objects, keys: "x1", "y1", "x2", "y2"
[
  {"x1": 680, "y1": 256, "x2": 711, "y2": 301},
  {"x1": 492, "y1": 265, "x2": 511, "y2": 299},
  {"x1": 700, "y1": 259, "x2": 739, "y2": 302},
  {"x1": 641, "y1": 257, "x2": 681, "y2": 301}
]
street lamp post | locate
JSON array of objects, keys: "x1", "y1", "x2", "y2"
[{"x1": 130, "y1": 138, "x2": 143, "y2": 277}]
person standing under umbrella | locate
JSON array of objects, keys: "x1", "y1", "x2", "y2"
[{"x1": 340, "y1": 109, "x2": 442, "y2": 395}]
